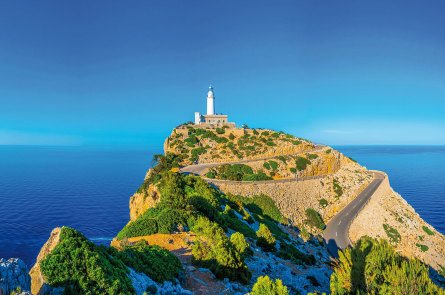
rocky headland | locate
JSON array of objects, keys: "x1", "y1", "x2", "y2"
[{"x1": 2, "y1": 124, "x2": 444, "y2": 294}]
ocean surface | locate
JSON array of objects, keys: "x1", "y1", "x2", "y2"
[{"x1": 0, "y1": 145, "x2": 444, "y2": 266}]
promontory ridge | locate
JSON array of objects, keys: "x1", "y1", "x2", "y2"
[{"x1": 2, "y1": 86, "x2": 444, "y2": 294}]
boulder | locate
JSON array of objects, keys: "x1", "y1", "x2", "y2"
[{"x1": 0, "y1": 258, "x2": 31, "y2": 295}]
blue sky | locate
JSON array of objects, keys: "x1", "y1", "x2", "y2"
[{"x1": 1, "y1": 0, "x2": 444, "y2": 148}]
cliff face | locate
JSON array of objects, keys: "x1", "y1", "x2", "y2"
[
  {"x1": 129, "y1": 181, "x2": 160, "y2": 221},
  {"x1": 29, "y1": 227, "x2": 62, "y2": 295},
  {"x1": 349, "y1": 176, "x2": 445, "y2": 270}
]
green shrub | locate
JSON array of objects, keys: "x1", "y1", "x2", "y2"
[
  {"x1": 215, "y1": 127, "x2": 225, "y2": 134},
  {"x1": 278, "y1": 242, "x2": 315, "y2": 265},
  {"x1": 251, "y1": 276, "x2": 289, "y2": 295},
  {"x1": 333, "y1": 179, "x2": 343, "y2": 198},
  {"x1": 206, "y1": 171, "x2": 216, "y2": 178},
  {"x1": 383, "y1": 223, "x2": 401, "y2": 244},
  {"x1": 191, "y1": 217, "x2": 251, "y2": 283},
  {"x1": 325, "y1": 149, "x2": 332, "y2": 154},
  {"x1": 266, "y1": 141, "x2": 276, "y2": 146},
  {"x1": 422, "y1": 226, "x2": 435, "y2": 236},
  {"x1": 113, "y1": 241, "x2": 182, "y2": 283},
  {"x1": 289, "y1": 167, "x2": 297, "y2": 174},
  {"x1": 116, "y1": 214, "x2": 158, "y2": 239},
  {"x1": 229, "y1": 133, "x2": 235, "y2": 140},
  {"x1": 307, "y1": 154, "x2": 318, "y2": 160},
  {"x1": 330, "y1": 237, "x2": 442, "y2": 294},
  {"x1": 268, "y1": 160, "x2": 279, "y2": 170},
  {"x1": 305, "y1": 208, "x2": 325, "y2": 230},
  {"x1": 263, "y1": 162, "x2": 271, "y2": 170},
  {"x1": 40, "y1": 227, "x2": 134, "y2": 294},
  {"x1": 256, "y1": 224, "x2": 276, "y2": 252},
  {"x1": 276, "y1": 156, "x2": 287, "y2": 163},
  {"x1": 241, "y1": 194, "x2": 286, "y2": 224},
  {"x1": 217, "y1": 211, "x2": 256, "y2": 239},
  {"x1": 416, "y1": 243, "x2": 429, "y2": 252},
  {"x1": 242, "y1": 171, "x2": 272, "y2": 181},
  {"x1": 319, "y1": 198, "x2": 329, "y2": 208},
  {"x1": 295, "y1": 156, "x2": 310, "y2": 171},
  {"x1": 230, "y1": 232, "x2": 252, "y2": 257}
]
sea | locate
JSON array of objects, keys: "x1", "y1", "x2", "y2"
[{"x1": 0, "y1": 145, "x2": 444, "y2": 266}]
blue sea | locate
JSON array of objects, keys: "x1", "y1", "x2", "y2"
[{"x1": 0, "y1": 145, "x2": 444, "y2": 266}]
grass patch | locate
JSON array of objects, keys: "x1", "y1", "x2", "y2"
[
  {"x1": 295, "y1": 156, "x2": 310, "y2": 171},
  {"x1": 422, "y1": 226, "x2": 435, "y2": 236},
  {"x1": 416, "y1": 243, "x2": 429, "y2": 252},
  {"x1": 305, "y1": 208, "x2": 325, "y2": 230},
  {"x1": 383, "y1": 223, "x2": 401, "y2": 244}
]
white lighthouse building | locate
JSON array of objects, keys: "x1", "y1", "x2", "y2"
[
  {"x1": 194, "y1": 86, "x2": 235, "y2": 128},
  {"x1": 206, "y1": 86, "x2": 215, "y2": 115}
]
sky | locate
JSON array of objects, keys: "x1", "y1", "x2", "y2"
[{"x1": 0, "y1": 0, "x2": 444, "y2": 148}]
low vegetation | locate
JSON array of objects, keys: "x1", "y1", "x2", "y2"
[
  {"x1": 422, "y1": 225, "x2": 435, "y2": 236},
  {"x1": 305, "y1": 208, "x2": 326, "y2": 230},
  {"x1": 40, "y1": 227, "x2": 184, "y2": 294},
  {"x1": 191, "y1": 217, "x2": 251, "y2": 283},
  {"x1": 251, "y1": 276, "x2": 289, "y2": 295},
  {"x1": 206, "y1": 163, "x2": 272, "y2": 181},
  {"x1": 256, "y1": 223, "x2": 276, "y2": 252},
  {"x1": 332, "y1": 178, "x2": 343, "y2": 198},
  {"x1": 383, "y1": 223, "x2": 401, "y2": 244},
  {"x1": 330, "y1": 237, "x2": 442, "y2": 294},
  {"x1": 295, "y1": 156, "x2": 311, "y2": 171},
  {"x1": 167, "y1": 126, "x2": 313, "y2": 165}
]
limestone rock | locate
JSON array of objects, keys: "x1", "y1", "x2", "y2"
[
  {"x1": 130, "y1": 182, "x2": 160, "y2": 221},
  {"x1": 0, "y1": 258, "x2": 31, "y2": 295},
  {"x1": 349, "y1": 176, "x2": 445, "y2": 270},
  {"x1": 29, "y1": 227, "x2": 62, "y2": 295}
]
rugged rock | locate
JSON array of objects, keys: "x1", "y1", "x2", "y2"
[
  {"x1": 130, "y1": 183, "x2": 160, "y2": 221},
  {"x1": 29, "y1": 227, "x2": 62, "y2": 295},
  {"x1": 350, "y1": 175, "x2": 445, "y2": 270},
  {"x1": 0, "y1": 258, "x2": 31, "y2": 295}
]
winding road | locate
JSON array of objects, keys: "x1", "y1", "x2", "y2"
[
  {"x1": 181, "y1": 150, "x2": 386, "y2": 258},
  {"x1": 323, "y1": 171, "x2": 385, "y2": 257}
]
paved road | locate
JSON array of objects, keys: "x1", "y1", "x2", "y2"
[
  {"x1": 323, "y1": 171, "x2": 385, "y2": 257},
  {"x1": 180, "y1": 145, "x2": 324, "y2": 176}
]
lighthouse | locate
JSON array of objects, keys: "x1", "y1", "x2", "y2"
[
  {"x1": 207, "y1": 85, "x2": 215, "y2": 115},
  {"x1": 193, "y1": 85, "x2": 235, "y2": 128}
]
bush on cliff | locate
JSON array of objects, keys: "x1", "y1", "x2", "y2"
[
  {"x1": 256, "y1": 223, "x2": 276, "y2": 252},
  {"x1": 305, "y1": 208, "x2": 325, "y2": 230},
  {"x1": 330, "y1": 237, "x2": 442, "y2": 294},
  {"x1": 251, "y1": 276, "x2": 289, "y2": 295},
  {"x1": 40, "y1": 227, "x2": 134, "y2": 294},
  {"x1": 278, "y1": 242, "x2": 315, "y2": 265},
  {"x1": 230, "y1": 232, "x2": 252, "y2": 258},
  {"x1": 111, "y1": 241, "x2": 182, "y2": 283},
  {"x1": 295, "y1": 156, "x2": 311, "y2": 171},
  {"x1": 191, "y1": 217, "x2": 251, "y2": 283}
]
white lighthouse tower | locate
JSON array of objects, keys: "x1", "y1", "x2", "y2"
[
  {"x1": 206, "y1": 85, "x2": 215, "y2": 115},
  {"x1": 193, "y1": 85, "x2": 235, "y2": 128}
]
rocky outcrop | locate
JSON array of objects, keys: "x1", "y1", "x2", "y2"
[
  {"x1": 164, "y1": 127, "x2": 316, "y2": 166},
  {"x1": 0, "y1": 258, "x2": 31, "y2": 295},
  {"x1": 29, "y1": 227, "x2": 62, "y2": 295},
  {"x1": 349, "y1": 176, "x2": 445, "y2": 270},
  {"x1": 130, "y1": 183, "x2": 160, "y2": 221}
]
